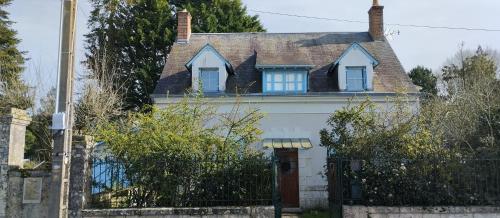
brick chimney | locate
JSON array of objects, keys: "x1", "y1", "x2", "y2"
[
  {"x1": 368, "y1": 0, "x2": 384, "y2": 41},
  {"x1": 177, "y1": 9, "x2": 191, "y2": 43}
]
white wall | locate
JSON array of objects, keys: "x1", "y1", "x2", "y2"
[
  {"x1": 154, "y1": 95, "x2": 419, "y2": 209},
  {"x1": 338, "y1": 47, "x2": 375, "y2": 91},
  {"x1": 191, "y1": 50, "x2": 228, "y2": 92}
]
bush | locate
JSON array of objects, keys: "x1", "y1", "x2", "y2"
[{"x1": 91, "y1": 93, "x2": 272, "y2": 207}]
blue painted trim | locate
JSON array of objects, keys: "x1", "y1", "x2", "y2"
[
  {"x1": 345, "y1": 66, "x2": 367, "y2": 92},
  {"x1": 262, "y1": 70, "x2": 308, "y2": 94},
  {"x1": 332, "y1": 42, "x2": 380, "y2": 67},
  {"x1": 185, "y1": 43, "x2": 233, "y2": 72}
]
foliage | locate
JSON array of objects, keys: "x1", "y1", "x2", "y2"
[
  {"x1": 321, "y1": 94, "x2": 500, "y2": 206},
  {"x1": 408, "y1": 66, "x2": 437, "y2": 96},
  {"x1": 75, "y1": 50, "x2": 124, "y2": 134},
  {"x1": 92, "y1": 93, "x2": 268, "y2": 207},
  {"x1": 90, "y1": 155, "x2": 273, "y2": 208},
  {"x1": 25, "y1": 88, "x2": 56, "y2": 162},
  {"x1": 335, "y1": 157, "x2": 500, "y2": 206},
  {"x1": 185, "y1": 0, "x2": 265, "y2": 33},
  {"x1": 434, "y1": 47, "x2": 500, "y2": 155},
  {"x1": 320, "y1": 95, "x2": 448, "y2": 160},
  {"x1": 85, "y1": 0, "x2": 264, "y2": 110},
  {"x1": 0, "y1": 0, "x2": 32, "y2": 111}
]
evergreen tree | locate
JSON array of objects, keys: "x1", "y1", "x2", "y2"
[
  {"x1": 0, "y1": 0, "x2": 32, "y2": 110},
  {"x1": 85, "y1": 0, "x2": 264, "y2": 110},
  {"x1": 408, "y1": 66, "x2": 437, "y2": 96}
]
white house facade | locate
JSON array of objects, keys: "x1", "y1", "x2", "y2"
[{"x1": 152, "y1": 0, "x2": 419, "y2": 210}]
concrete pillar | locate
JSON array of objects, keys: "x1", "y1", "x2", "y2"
[
  {"x1": 0, "y1": 108, "x2": 31, "y2": 218},
  {"x1": 68, "y1": 135, "x2": 93, "y2": 218}
]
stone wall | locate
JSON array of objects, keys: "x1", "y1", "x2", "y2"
[
  {"x1": 6, "y1": 170, "x2": 51, "y2": 218},
  {"x1": 0, "y1": 108, "x2": 31, "y2": 218},
  {"x1": 68, "y1": 135, "x2": 93, "y2": 218},
  {"x1": 81, "y1": 206, "x2": 274, "y2": 218},
  {"x1": 343, "y1": 205, "x2": 500, "y2": 218}
]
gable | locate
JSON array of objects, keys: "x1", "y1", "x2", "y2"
[
  {"x1": 185, "y1": 43, "x2": 233, "y2": 73},
  {"x1": 332, "y1": 42, "x2": 379, "y2": 68}
]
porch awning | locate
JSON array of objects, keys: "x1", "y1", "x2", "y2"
[{"x1": 263, "y1": 138, "x2": 313, "y2": 149}]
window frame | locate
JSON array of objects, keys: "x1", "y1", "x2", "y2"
[
  {"x1": 345, "y1": 66, "x2": 367, "y2": 91},
  {"x1": 263, "y1": 70, "x2": 307, "y2": 94},
  {"x1": 199, "y1": 67, "x2": 220, "y2": 93}
]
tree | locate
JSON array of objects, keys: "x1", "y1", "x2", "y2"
[
  {"x1": 434, "y1": 47, "x2": 500, "y2": 154},
  {"x1": 443, "y1": 46, "x2": 497, "y2": 94},
  {"x1": 185, "y1": 0, "x2": 265, "y2": 33},
  {"x1": 75, "y1": 49, "x2": 124, "y2": 134},
  {"x1": 408, "y1": 66, "x2": 437, "y2": 96},
  {"x1": 319, "y1": 95, "x2": 447, "y2": 160},
  {"x1": 85, "y1": 0, "x2": 264, "y2": 110},
  {"x1": 0, "y1": 0, "x2": 32, "y2": 111},
  {"x1": 25, "y1": 88, "x2": 56, "y2": 162}
]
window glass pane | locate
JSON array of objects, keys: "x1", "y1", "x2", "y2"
[
  {"x1": 266, "y1": 83, "x2": 272, "y2": 91},
  {"x1": 297, "y1": 73, "x2": 303, "y2": 82},
  {"x1": 266, "y1": 73, "x2": 272, "y2": 81},
  {"x1": 274, "y1": 73, "x2": 283, "y2": 82},
  {"x1": 297, "y1": 82, "x2": 303, "y2": 91},
  {"x1": 286, "y1": 82, "x2": 295, "y2": 91},
  {"x1": 274, "y1": 82, "x2": 283, "y2": 91},
  {"x1": 286, "y1": 73, "x2": 295, "y2": 82}
]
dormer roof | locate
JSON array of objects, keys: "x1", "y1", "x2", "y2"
[
  {"x1": 185, "y1": 43, "x2": 233, "y2": 73},
  {"x1": 332, "y1": 42, "x2": 379, "y2": 67}
]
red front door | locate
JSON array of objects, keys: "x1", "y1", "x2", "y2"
[{"x1": 276, "y1": 148, "x2": 299, "y2": 208}]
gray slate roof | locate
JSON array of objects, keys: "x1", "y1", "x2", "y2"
[{"x1": 153, "y1": 32, "x2": 418, "y2": 95}]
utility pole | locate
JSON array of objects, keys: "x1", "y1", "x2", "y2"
[{"x1": 48, "y1": 0, "x2": 77, "y2": 217}]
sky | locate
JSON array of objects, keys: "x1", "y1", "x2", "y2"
[{"x1": 6, "y1": 0, "x2": 500, "y2": 99}]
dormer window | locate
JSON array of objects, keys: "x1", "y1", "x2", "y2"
[
  {"x1": 346, "y1": 67, "x2": 367, "y2": 91},
  {"x1": 263, "y1": 70, "x2": 307, "y2": 93},
  {"x1": 185, "y1": 44, "x2": 233, "y2": 93},
  {"x1": 330, "y1": 43, "x2": 379, "y2": 92},
  {"x1": 200, "y1": 68, "x2": 219, "y2": 92}
]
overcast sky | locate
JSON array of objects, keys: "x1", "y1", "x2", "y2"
[{"x1": 6, "y1": 0, "x2": 500, "y2": 97}]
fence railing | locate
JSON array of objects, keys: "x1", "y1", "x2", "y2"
[
  {"x1": 328, "y1": 157, "x2": 500, "y2": 208},
  {"x1": 89, "y1": 155, "x2": 274, "y2": 208}
]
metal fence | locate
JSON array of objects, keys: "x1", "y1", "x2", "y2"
[
  {"x1": 328, "y1": 157, "x2": 500, "y2": 217},
  {"x1": 89, "y1": 155, "x2": 275, "y2": 209}
]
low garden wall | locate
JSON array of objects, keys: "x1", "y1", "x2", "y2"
[
  {"x1": 344, "y1": 205, "x2": 500, "y2": 218},
  {"x1": 81, "y1": 206, "x2": 274, "y2": 218}
]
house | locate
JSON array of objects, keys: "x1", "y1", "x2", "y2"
[{"x1": 152, "y1": 0, "x2": 419, "y2": 210}]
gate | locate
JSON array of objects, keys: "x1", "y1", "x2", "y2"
[
  {"x1": 327, "y1": 158, "x2": 343, "y2": 218},
  {"x1": 272, "y1": 153, "x2": 282, "y2": 218}
]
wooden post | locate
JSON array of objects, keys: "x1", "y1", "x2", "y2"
[{"x1": 48, "y1": 0, "x2": 77, "y2": 217}]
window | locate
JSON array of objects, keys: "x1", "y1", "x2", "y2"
[
  {"x1": 264, "y1": 71, "x2": 306, "y2": 93},
  {"x1": 346, "y1": 67, "x2": 366, "y2": 91},
  {"x1": 200, "y1": 68, "x2": 219, "y2": 92}
]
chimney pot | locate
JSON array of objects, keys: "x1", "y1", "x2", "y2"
[{"x1": 177, "y1": 9, "x2": 191, "y2": 43}]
